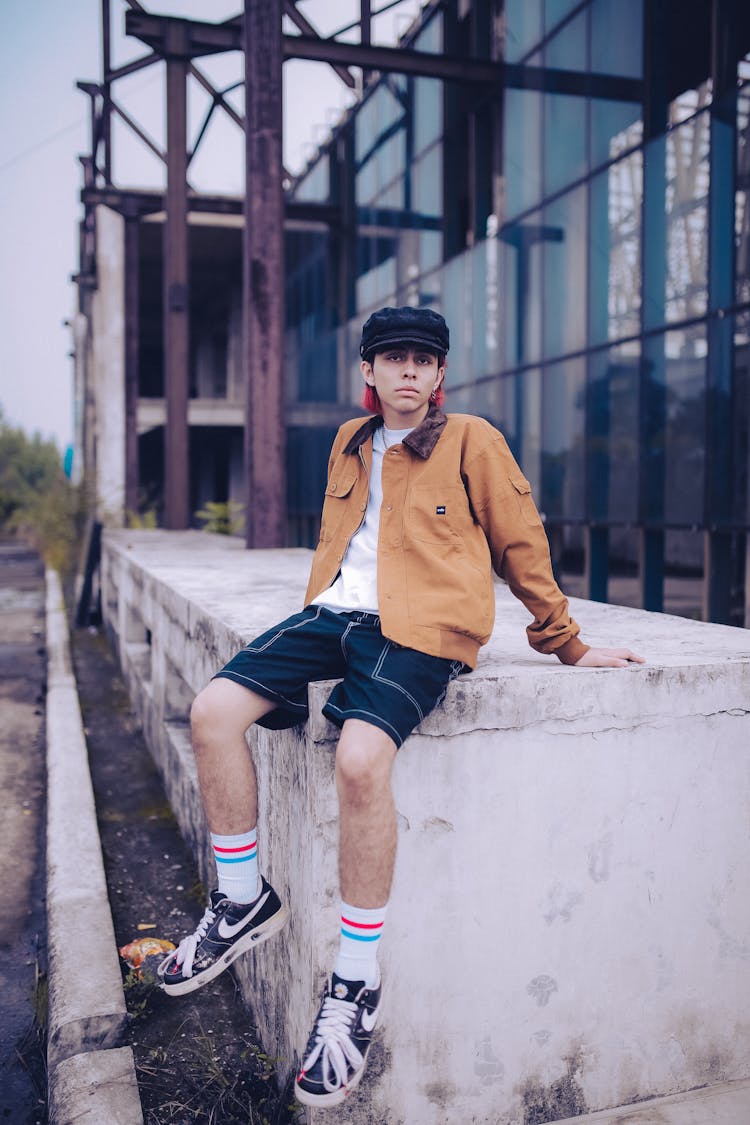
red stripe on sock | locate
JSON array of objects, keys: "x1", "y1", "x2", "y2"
[
  {"x1": 340, "y1": 915, "x2": 384, "y2": 930},
  {"x1": 214, "y1": 842, "x2": 256, "y2": 854}
]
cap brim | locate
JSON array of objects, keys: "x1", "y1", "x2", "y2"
[{"x1": 362, "y1": 332, "x2": 446, "y2": 355}]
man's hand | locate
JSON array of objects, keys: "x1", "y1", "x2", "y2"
[{"x1": 575, "y1": 646, "x2": 646, "y2": 668}]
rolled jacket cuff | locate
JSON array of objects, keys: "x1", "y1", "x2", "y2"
[{"x1": 554, "y1": 636, "x2": 590, "y2": 665}]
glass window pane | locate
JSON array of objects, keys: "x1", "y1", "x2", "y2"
[
  {"x1": 541, "y1": 359, "x2": 586, "y2": 519},
  {"x1": 545, "y1": 9, "x2": 587, "y2": 73},
  {"x1": 412, "y1": 146, "x2": 443, "y2": 216},
  {"x1": 504, "y1": 0, "x2": 542, "y2": 63},
  {"x1": 545, "y1": 0, "x2": 581, "y2": 32},
  {"x1": 504, "y1": 88, "x2": 543, "y2": 218},
  {"x1": 543, "y1": 185, "x2": 588, "y2": 358},
  {"x1": 589, "y1": 151, "x2": 642, "y2": 345},
  {"x1": 732, "y1": 311, "x2": 750, "y2": 526},
  {"x1": 414, "y1": 78, "x2": 442, "y2": 155},
  {"x1": 737, "y1": 82, "x2": 750, "y2": 307},
  {"x1": 293, "y1": 155, "x2": 330, "y2": 203},
  {"x1": 645, "y1": 329, "x2": 707, "y2": 525},
  {"x1": 665, "y1": 112, "x2": 710, "y2": 323},
  {"x1": 543, "y1": 92, "x2": 587, "y2": 195},
  {"x1": 590, "y1": 100, "x2": 642, "y2": 168},
  {"x1": 519, "y1": 368, "x2": 543, "y2": 494},
  {"x1": 587, "y1": 344, "x2": 640, "y2": 522},
  {"x1": 591, "y1": 0, "x2": 643, "y2": 79}
]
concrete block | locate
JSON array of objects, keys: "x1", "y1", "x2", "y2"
[
  {"x1": 45, "y1": 571, "x2": 128, "y2": 1071},
  {"x1": 48, "y1": 1046, "x2": 143, "y2": 1125},
  {"x1": 100, "y1": 531, "x2": 750, "y2": 1124}
]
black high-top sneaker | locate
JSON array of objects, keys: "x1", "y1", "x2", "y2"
[
  {"x1": 157, "y1": 876, "x2": 289, "y2": 996},
  {"x1": 295, "y1": 972, "x2": 382, "y2": 1107}
]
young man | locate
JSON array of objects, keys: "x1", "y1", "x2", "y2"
[{"x1": 158, "y1": 306, "x2": 644, "y2": 1108}]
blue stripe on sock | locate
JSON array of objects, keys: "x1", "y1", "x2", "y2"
[
  {"x1": 215, "y1": 850, "x2": 257, "y2": 864},
  {"x1": 341, "y1": 928, "x2": 381, "y2": 942}
]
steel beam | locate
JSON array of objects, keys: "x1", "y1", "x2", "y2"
[
  {"x1": 125, "y1": 10, "x2": 643, "y2": 100},
  {"x1": 243, "y1": 0, "x2": 286, "y2": 548},
  {"x1": 163, "y1": 37, "x2": 190, "y2": 529}
]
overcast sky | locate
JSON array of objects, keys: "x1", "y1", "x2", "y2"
[{"x1": 0, "y1": 1, "x2": 421, "y2": 452}]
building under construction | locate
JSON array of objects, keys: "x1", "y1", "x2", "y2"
[{"x1": 72, "y1": 0, "x2": 750, "y2": 626}]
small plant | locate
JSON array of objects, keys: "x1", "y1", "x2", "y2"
[
  {"x1": 194, "y1": 500, "x2": 245, "y2": 536},
  {"x1": 126, "y1": 509, "x2": 159, "y2": 530}
]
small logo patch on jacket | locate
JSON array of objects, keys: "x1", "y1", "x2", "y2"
[{"x1": 436, "y1": 505, "x2": 446, "y2": 515}]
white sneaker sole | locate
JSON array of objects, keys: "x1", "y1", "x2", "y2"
[
  {"x1": 160, "y1": 903, "x2": 290, "y2": 997},
  {"x1": 294, "y1": 1061, "x2": 367, "y2": 1108}
]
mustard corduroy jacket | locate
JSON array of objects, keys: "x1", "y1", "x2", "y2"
[{"x1": 304, "y1": 406, "x2": 589, "y2": 669}]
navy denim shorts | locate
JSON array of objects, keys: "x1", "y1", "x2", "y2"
[{"x1": 215, "y1": 605, "x2": 465, "y2": 749}]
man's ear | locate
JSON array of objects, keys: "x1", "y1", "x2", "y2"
[{"x1": 360, "y1": 359, "x2": 375, "y2": 385}]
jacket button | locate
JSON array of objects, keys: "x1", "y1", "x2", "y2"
[
  {"x1": 359, "y1": 504, "x2": 366, "y2": 511},
  {"x1": 330, "y1": 482, "x2": 337, "y2": 492},
  {"x1": 386, "y1": 505, "x2": 393, "y2": 511}
]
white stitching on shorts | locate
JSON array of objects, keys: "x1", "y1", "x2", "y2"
[
  {"x1": 245, "y1": 605, "x2": 325, "y2": 654},
  {"x1": 215, "y1": 671, "x2": 307, "y2": 712},
  {"x1": 324, "y1": 703, "x2": 402, "y2": 746},
  {"x1": 371, "y1": 641, "x2": 425, "y2": 722}
]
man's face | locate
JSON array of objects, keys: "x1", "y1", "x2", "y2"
[{"x1": 361, "y1": 346, "x2": 445, "y2": 428}]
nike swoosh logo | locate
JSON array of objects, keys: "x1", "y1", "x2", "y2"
[
  {"x1": 360, "y1": 1005, "x2": 379, "y2": 1033},
  {"x1": 217, "y1": 891, "x2": 271, "y2": 939}
]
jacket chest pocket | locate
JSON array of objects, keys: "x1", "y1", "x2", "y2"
[
  {"x1": 408, "y1": 483, "x2": 473, "y2": 544},
  {"x1": 319, "y1": 464, "x2": 359, "y2": 542}
]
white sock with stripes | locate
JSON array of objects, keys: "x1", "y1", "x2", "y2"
[
  {"x1": 334, "y1": 900, "x2": 386, "y2": 989},
  {"x1": 210, "y1": 829, "x2": 261, "y2": 904}
]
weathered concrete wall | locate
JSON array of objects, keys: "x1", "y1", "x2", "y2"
[
  {"x1": 90, "y1": 205, "x2": 126, "y2": 524},
  {"x1": 100, "y1": 529, "x2": 750, "y2": 1124}
]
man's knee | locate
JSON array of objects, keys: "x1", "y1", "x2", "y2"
[
  {"x1": 190, "y1": 677, "x2": 271, "y2": 743},
  {"x1": 336, "y1": 722, "x2": 396, "y2": 803}
]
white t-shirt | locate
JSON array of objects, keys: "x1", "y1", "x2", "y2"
[{"x1": 311, "y1": 424, "x2": 413, "y2": 614}]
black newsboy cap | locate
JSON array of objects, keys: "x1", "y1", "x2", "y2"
[{"x1": 359, "y1": 306, "x2": 450, "y2": 360}]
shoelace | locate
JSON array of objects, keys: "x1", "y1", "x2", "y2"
[
  {"x1": 300, "y1": 995, "x2": 365, "y2": 1094},
  {"x1": 157, "y1": 904, "x2": 217, "y2": 980}
]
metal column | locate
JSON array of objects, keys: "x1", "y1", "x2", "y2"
[
  {"x1": 123, "y1": 203, "x2": 140, "y2": 516},
  {"x1": 243, "y1": 0, "x2": 286, "y2": 547},
  {"x1": 163, "y1": 24, "x2": 190, "y2": 529}
]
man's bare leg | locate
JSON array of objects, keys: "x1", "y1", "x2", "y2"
[
  {"x1": 335, "y1": 718, "x2": 398, "y2": 907},
  {"x1": 190, "y1": 676, "x2": 277, "y2": 834},
  {"x1": 159, "y1": 677, "x2": 288, "y2": 995},
  {"x1": 295, "y1": 719, "x2": 396, "y2": 1106}
]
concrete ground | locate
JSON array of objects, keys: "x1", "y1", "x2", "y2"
[{"x1": 0, "y1": 540, "x2": 48, "y2": 1123}]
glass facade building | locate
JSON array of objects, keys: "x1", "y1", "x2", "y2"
[{"x1": 284, "y1": 0, "x2": 750, "y2": 626}]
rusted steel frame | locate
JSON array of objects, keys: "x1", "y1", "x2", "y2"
[
  {"x1": 108, "y1": 51, "x2": 160, "y2": 82},
  {"x1": 123, "y1": 206, "x2": 140, "y2": 515},
  {"x1": 243, "y1": 0, "x2": 286, "y2": 547},
  {"x1": 335, "y1": 0, "x2": 403, "y2": 38},
  {"x1": 111, "y1": 98, "x2": 167, "y2": 163},
  {"x1": 124, "y1": 10, "x2": 642, "y2": 99},
  {"x1": 102, "y1": 0, "x2": 112, "y2": 183},
  {"x1": 163, "y1": 35, "x2": 190, "y2": 530},
  {"x1": 282, "y1": 0, "x2": 356, "y2": 88},
  {"x1": 80, "y1": 185, "x2": 341, "y2": 226}
]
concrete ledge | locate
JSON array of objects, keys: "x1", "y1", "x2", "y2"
[
  {"x1": 45, "y1": 571, "x2": 137, "y2": 1113},
  {"x1": 100, "y1": 531, "x2": 750, "y2": 1124},
  {"x1": 48, "y1": 1046, "x2": 143, "y2": 1125},
  {"x1": 556, "y1": 1078, "x2": 750, "y2": 1123}
]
